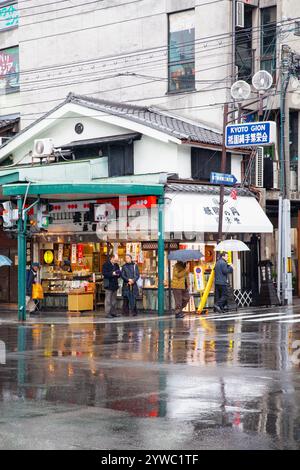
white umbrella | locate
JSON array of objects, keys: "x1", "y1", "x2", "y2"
[{"x1": 215, "y1": 239, "x2": 250, "y2": 252}]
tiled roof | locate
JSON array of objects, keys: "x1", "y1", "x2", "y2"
[
  {"x1": 166, "y1": 183, "x2": 254, "y2": 197},
  {"x1": 0, "y1": 117, "x2": 19, "y2": 130},
  {"x1": 67, "y1": 93, "x2": 223, "y2": 146}
]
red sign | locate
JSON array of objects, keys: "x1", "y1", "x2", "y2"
[
  {"x1": 230, "y1": 189, "x2": 237, "y2": 200},
  {"x1": 96, "y1": 196, "x2": 157, "y2": 209},
  {"x1": 77, "y1": 244, "x2": 84, "y2": 263}
]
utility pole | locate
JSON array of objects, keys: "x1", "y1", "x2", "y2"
[
  {"x1": 217, "y1": 102, "x2": 229, "y2": 242},
  {"x1": 278, "y1": 44, "x2": 293, "y2": 305}
]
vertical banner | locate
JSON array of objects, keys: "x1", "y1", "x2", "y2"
[
  {"x1": 71, "y1": 244, "x2": 77, "y2": 264},
  {"x1": 57, "y1": 244, "x2": 64, "y2": 262},
  {"x1": 26, "y1": 240, "x2": 32, "y2": 268},
  {"x1": 77, "y1": 244, "x2": 84, "y2": 264}
]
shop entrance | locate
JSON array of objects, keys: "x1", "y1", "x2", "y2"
[{"x1": 38, "y1": 240, "x2": 170, "y2": 312}]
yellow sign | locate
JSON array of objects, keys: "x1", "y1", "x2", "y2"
[
  {"x1": 44, "y1": 250, "x2": 54, "y2": 264},
  {"x1": 227, "y1": 251, "x2": 232, "y2": 265}
]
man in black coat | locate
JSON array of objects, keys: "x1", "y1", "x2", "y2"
[
  {"x1": 214, "y1": 252, "x2": 233, "y2": 313},
  {"x1": 121, "y1": 254, "x2": 140, "y2": 316},
  {"x1": 102, "y1": 254, "x2": 121, "y2": 318}
]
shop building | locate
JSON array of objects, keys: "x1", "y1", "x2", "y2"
[{"x1": 0, "y1": 93, "x2": 272, "y2": 318}]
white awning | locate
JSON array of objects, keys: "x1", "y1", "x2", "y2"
[{"x1": 164, "y1": 192, "x2": 273, "y2": 234}]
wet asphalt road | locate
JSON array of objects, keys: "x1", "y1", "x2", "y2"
[{"x1": 0, "y1": 305, "x2": 300, "y2": 450}]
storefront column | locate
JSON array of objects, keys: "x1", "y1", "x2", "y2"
[
  {"x1": 17, "y1": 196, "x2": 26, "y2": 321},
  {"x1": 157, "y1": 196, "x2": 165, "y2": 316}
]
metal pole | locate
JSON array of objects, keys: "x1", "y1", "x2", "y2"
[
  {"x1": 218, "y1": 103, "x2": 229, "y2": 242},
  {"x1": 280, "y1": 45, "x2": 293, "y2": 305},
  {"x1": 157, "y1": 196, "x2": 165, "y2": 316},
  {"x1": 277, "y1": 196, "x2": 282, "y2": 302},
  {"x1": 17, "y1": 196, "x2": 26, "y2": 321}
]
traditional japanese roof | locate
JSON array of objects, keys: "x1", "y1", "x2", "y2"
[
  {"x1": 166, "y1": 183, "x2": 254, "y2": 197},
  {"x1": 66, "y1": 93, "x2": 223, "y2": 146}
]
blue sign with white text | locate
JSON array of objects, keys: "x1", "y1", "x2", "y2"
[
  {"x1": 225, "y1": 121, "x2": 276, "y2": 148},
  {"x1": 210, "y1": 172, "x2": 237, "y2": 186}
]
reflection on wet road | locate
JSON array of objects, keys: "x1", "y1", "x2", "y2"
[{"x1": 0, "y1": 307, "x2": 300, "y2": 450}]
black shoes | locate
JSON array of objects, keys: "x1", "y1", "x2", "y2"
[
  {"x1": 175, "y1": 312, "x2": 185, "y2": 319},
  {"x1": 213, "y1": 304, "x2": 223, "y2": 313},
  {"x1": 106, "y1": 313, "x2": 117, "y2": 318}
]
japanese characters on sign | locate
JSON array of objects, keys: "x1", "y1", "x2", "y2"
[
  {"x1": 225, "y1": 121, "x2": 276, "y2": 148},
  {"x1": 203, "y1": 205, "x2": 242, "y2": 226},
  {"x1": 0, "y1": 46, "x2": 19, "y2": 94},
  {"x1": 0, "y1": 3, "x2": 19, "y2": 31},
  {"x1": 210, "y1": 172, "x2": 237, "y2": 186}
]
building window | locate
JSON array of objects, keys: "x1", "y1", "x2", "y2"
[
  {"x1": 168, "y1": 10, "x2": 195, "y2": 93},
  {"x1": 235, "y1": 5, "x2": 253, "y2": 83},
  {"x1": 108, "y1": 143, "x2": 134, "y2": 177},
  {"x1": 260, "y1": 6, "x2": 277, "y2": 78},
  {"x1": 191, "y1": 148, "x2": 231, "y2": 181},
  {"x1": 0, "y1": 2, "x2": 19, "y2": 32},
  {"x1": 0, "y1": 46, "x2": 19, "y2": 94}
]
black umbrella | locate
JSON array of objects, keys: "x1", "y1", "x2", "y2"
[{"x1": 168, "y1": 249, "x2": 203, "y2": 262}]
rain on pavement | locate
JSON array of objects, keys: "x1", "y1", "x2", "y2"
[{"x1": 0, "y1": 305, "x2": 299, "y2": 450}]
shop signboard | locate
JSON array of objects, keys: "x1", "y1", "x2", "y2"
[
  {"x1": 71, "y1": 244, "x2": 77, "y2": 264},
  {"x1": 77, "y1": 244, "x2": 84, "y2": 264},
  {"x1": 225, "y1": 121, "x2": 276, "y2": 148},
  {"x1": 57, "y1": 244, "x2": 64, "y2": 262},
  {"x1": 45, "y1": 197, "x2": 158, "y2": 235},
  {"x1": 26, "y1": 240, "x2": 32, "y2": 268},
  {"x1": 0, "y1": 46, "x2": 19, "y2": 94},
  {"x1": 0, "y1": 3, "x2": 19, "y2": 31},
  {"x1": 44, "y1": 250, "x2": 54, "y2": 265}
]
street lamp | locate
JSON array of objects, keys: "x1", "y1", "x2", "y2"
[
  {"x1": 252, "y1": 70, "x2": 273, "y2": 116},
  {"x1": 230, "y1": 80, "x2": 251, "y2": 121}
]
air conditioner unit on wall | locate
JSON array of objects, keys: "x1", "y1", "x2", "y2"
[
  {"x1": 33, "y1": 138, "x2": 54, "y2": 158},
  {"x1": 255, "y1": 147, "x2": 264, "y2": 187},
  {"x1": 236, "y1": 1, "x2": 245, "y2": 28}
]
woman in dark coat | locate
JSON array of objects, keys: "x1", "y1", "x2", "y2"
[{"x1": 121, "y1": 254, "x2": 140, "y2": 316}]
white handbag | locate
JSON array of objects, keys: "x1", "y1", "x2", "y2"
[{"x1": 134, "y1": 264, "x2": 143, "y2": 289}]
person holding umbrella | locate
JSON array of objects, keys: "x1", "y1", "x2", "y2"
[
  {"x1": 168, "y1": 250, "x2": 203, "y2": 319},
  {"x1": 214, "y1": 252, "x2": 233, "y2": 313},
  {"x1": 171, "y1": 261, "x2": 190, "y2": 319},
  {"x1": 121, "y1": 254, "x2": 140, "y2": 316}
]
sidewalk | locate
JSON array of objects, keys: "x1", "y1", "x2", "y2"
[{"x1": 0, "y1": 303, "x2": 295, "y2": 325}]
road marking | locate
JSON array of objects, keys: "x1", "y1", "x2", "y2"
[
  {"x1": 279, "y1": 318, "x2": 300, "y2": 324},
  {"x1": 244, "y1": 313, "x2": 300, "y2": 322},
  {"x1": 205, "y1": 311, "x2": 291, "y2": 322},
  {"x1": 204, "y1": 310, "x2": 260, "y2": 320}
]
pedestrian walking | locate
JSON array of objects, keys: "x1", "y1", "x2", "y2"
[
  {"x1": 171, "y1": 261, "x2": 190, "y2": 319},
  {"x1": 102, "y1": 254, "x2": 121, "y2": 318},
  {"x1": 121, "y1": 254, "x2": 140, "y2": 316},
  {"x1": 214, "y1": 252, "x2": 233, "y2": 313},
  {"x1": 26, "y1": 262, "x2": 40, "y2": 314}
]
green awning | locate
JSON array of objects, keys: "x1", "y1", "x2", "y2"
[
  {"x1": 0, "y1": 171, "x2": 20, "y2": 185},
  {"x1": 2, "y1": 181, "x2": 164, "y2": 198}
]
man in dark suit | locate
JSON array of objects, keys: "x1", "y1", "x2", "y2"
[
  {"x1": 102, "y1": 254, "x2": 121, "y2": 318},
  {"x1": 214, "y1": 252, "x2": 233, "y2": 313}
]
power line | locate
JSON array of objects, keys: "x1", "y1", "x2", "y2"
[{"x1": 5, "y1": 12, "x2": 293, "y2": 84}]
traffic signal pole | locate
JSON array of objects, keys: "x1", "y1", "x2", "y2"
[
  {"x1": 17, "y1": 196, "x2": 26, "y2": 321},
  {"x1": 17, "y1": 196, "x2": 40, "y2": 321}
]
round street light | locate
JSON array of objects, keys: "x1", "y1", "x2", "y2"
[
  {"x1": 230, "y1": 80, "x2": 251, "y2": 100},
  {"x1": 252, "y1": 70, "x2": 273, "y2": 91}
]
